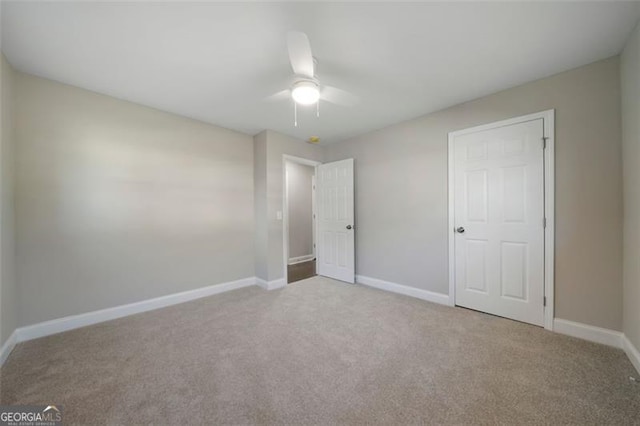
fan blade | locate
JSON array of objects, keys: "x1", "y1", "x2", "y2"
[
  {"x1": 264, "y1": 89, "x2": 291, "y2": 103},
  {"x1": 321, "y1": 86, "x2": 359, "y2": 107},
  {"x1": 287, "y1": 31, "x2": 314, "y2": 78}
]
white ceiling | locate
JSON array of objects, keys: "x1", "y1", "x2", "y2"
[{"x1": 2, "y1": 1, "x2": 639, "y2": 144}]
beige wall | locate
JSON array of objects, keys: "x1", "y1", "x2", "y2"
[
  {"x1": 622, "y1": 22, "x2": 640, "y2": 350},
  {"x1": 325, "y1": 57, "x2": 623, "y2": 331},
  {"x1": 286, "y1": 161, "x2": 314, "y2": 260},
  {"x1": 14, "y1": 72, "x2": 255, "y2": 327},
  {"x1": 0, "y1": 53, "x2": 17, "y2": 346}
]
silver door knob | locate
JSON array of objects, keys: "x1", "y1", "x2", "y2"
[
  {"x1": 346, "y1": 225, "x2": 352, "y2": 230},
  {"x1": 456, "y1": 227, "x2": 465, "y2": 233}
]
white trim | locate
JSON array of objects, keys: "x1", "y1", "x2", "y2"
[
  {"x1": 553, "y1": 318, "x2": 623, "y2": 348},
  {"x1": 552, "y1": 320, "x2": 640, "y2": 374},
  {"x1": 447, "y1": 132, "x2": 456, "y2": 308},
  {"x1": 0, "y1": 330, "x2": 18, "y2": 367},
  {"x1": 448, "y1": 109, "x2": 556, "y2": 330},
  {"x1": 311, "y1": 174, "x2": 317, "y2": 261},
  {"x1": 282, "y1": 154, "x2": 321, "y2": 168},
  {"x1": 448, "y1": 110, "x2": 555, "y2": 137},
  {"x1": 15, "y1": 277, "x2": 256, "y2": 343},
  {"x1": 283, "y1": 155, "x2": 321, "y2": 285},
  {"x1": 623, "y1": 335, "x2": 640, "y2": 375},
  {"x1": 288, "y1": 254, "x2": 315, "y2": 265},
  {"x1": 256, "y1": 278, "x2": 267, "y2": 289},
  {"x1": 356, "y1": 275, "x2": 450, "y2": 306},
  {"x1": 3, "y1": 278, "x2": 639, "y2": 376},
  {"x1": 543, "y1": 110, "x2": 555, "y2": 330},
  {"x1": 256, "y1": 277, "x2": 287, "y2": 290}
]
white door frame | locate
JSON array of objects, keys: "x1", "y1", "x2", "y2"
[
  {"x1": 283, "y1": 155, "x2": 322, "y2": 284},
  {"x1": 448, "y1": 109, "x2": 555, "y2": 330},
  {"x1": 311, "y1": 174, "x2": 317, "y2": 260}
]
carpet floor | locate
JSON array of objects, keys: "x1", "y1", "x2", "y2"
[{"x1": 1, "y1": 276, "x2": 639, "y2": 425}]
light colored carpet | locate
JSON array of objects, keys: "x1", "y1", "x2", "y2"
[{"x1": 1, "y1": 276, "x2": 639, "y2": 425}]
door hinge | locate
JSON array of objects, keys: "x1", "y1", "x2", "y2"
[
  {"x1": 542, "y1": 137, "x2": 548, "y2": 149},
  {"x1": 543, "y1": 217, "x2": 547, "y2": 228},
  {"x1": 543, "y1": 296, "x2": 547, "y2": 307}
]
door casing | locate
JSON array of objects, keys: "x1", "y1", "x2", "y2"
[{"x1": 447, "y1": 110, "x2": 555, "y2": 330}]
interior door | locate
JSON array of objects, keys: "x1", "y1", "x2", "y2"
[
  {"x1": 453, "y1": 119, "x2": 545, "y2": 326},
  {"x1": 317, "y1": 159, "x2": 355, "y2": 283}
]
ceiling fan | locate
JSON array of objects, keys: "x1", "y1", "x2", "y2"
[{"x1": 266, "y1": 31, "x2": 358, "y2": 126}]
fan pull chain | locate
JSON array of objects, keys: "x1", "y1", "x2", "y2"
[{"x1": 294, "y1": 102, "x2": 298, "y2": 127}]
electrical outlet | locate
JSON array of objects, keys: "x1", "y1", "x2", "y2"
[{"x1": 276, "y1": 211, "x2": 283, "y2": 221}]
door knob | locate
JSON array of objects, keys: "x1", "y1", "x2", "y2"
[
  {"x1": 346, "y1": 225, "x2": 352, "y2": 230},
  {"x1": 456, "y1": 227, "x2": 465, "y2": 233}
]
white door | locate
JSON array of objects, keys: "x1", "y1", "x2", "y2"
[
  {"x1": 452, "y1": 119, "x2": 545, "y2": 326},
  {"x1": 317, "y1": 159, "x2": 355, "y2": 283}
]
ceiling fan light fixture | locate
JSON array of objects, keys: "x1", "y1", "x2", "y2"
[{"x1": 291, "y1": 81, "x2": 320, "y2": 105}]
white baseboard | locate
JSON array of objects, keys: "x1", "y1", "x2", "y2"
[
  {"x1": 15, "y1": 277, "x2": 257, "y2": 344},
  {"x1": 256, "y1": 277, "x2": 287, "y2": 290},
  {"x1": 553, "y1": 318, "x2": 623, "y2": 348},
  {"x1": 288, "y1": 255, "x2": 315, "y2": 265},
  {"x1": 4, "y1": 274, "x2": 639, "y2": 377},
  {"x1": 0, "y1": 330, "x2": 18, "y2": 367},
  {"x1": 356, "y1": 275, "x2": 451, "y2": 306},
  {"x1": 622, "y1": 335, "x2": 640, "y2": 375}
]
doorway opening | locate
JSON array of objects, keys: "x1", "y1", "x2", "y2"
[{"x1": 284, "y1": 156, "x2": 320, "y2": 284}]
